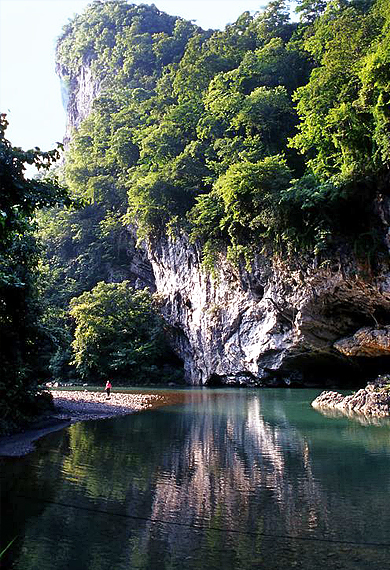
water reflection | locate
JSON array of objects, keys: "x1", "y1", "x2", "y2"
[
  {"x1": 313, "y1": 404, "x2": 390, "y2": 426},
  {"x1": 1, "y1": 389, "x2": 390, "y2": 570}
]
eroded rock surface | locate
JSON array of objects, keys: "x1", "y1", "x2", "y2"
[
  {"x1": 312, "y1": 383, "x2": 390, "y2": 417},
  {"x1": 58, "y1": 63, "x2": 102, "y2": 147},
  {"x1": 334, "y1": 326, "x2": 390, "y2": 357},
  {"x1": 145, "y1": 232, "x2": 390, "y2": 386}
]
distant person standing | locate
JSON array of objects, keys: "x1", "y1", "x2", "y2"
[{"x1": 105, "y1": 380, "x2": 112, "y2": 399}]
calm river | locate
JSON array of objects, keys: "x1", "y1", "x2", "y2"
[{"x1": 1, "y1": 388, "x2": 390, "y2": 570}]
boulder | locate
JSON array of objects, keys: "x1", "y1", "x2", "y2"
[{"x1": 312, "y1": 384, "x2": 390, "y2": 417}]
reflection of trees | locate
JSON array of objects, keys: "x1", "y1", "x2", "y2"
[{"x1": 0, "y1": 429, "x2": 71, "y2": 568}]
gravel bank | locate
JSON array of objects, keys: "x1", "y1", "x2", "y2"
[
  {"x1": 0, "y1": 389, "x2": 170, "y2": 457},
  {"x1": 50, "y1": 389, "x2": 167, "y2": 421}
]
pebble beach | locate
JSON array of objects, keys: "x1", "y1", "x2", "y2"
[
  {"x1": 0, "y1": 389, "x2": 172, "y2": 457},
  {"x1": 50, "y1": 389, "x2": 168, "y2": 421}
]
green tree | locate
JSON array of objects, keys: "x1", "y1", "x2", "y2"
[
  {"x1": 189, "y1": 155, "x2": 292, "y2": 268},
  {"x1": 52, "y1": 0, "x2": 389, "y2": 277},
  {"x1": 0, "y1": 114, "x2": 70, "y2": 433},
  {"x1": 69, "y1": 281, "x2": 170, "y2": 383},
  {"x1": 358, "y1": 0, "x2": 390, "y2": 167},
  {"x1": 285, "y1": 0, "x2": 388, "y2": 255},
  {"x1": 295, "y1": 0, "x2": 328, "y2": 23},
  {"x1": 290, "y1": 1, "x2": 381, "y2": 178},
  {"x1": 254, "y1": 0, "x2": 295, "y2": 42}
]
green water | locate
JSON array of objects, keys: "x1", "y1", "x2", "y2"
[{"x1": 1, "y1": 388, "x2": 390, "y2": 570}]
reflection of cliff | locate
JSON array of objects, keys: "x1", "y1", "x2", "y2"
[
  {"x1": 145, "y1": 395, "x2": 328, "y2": 558},
  {"x1": 122, "y1": 396, "x2": 390, "y2": 570}
]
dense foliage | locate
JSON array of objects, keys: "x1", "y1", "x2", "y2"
[
  {"x1": 51, "y1": 0, "x2": 390, "y2": 265},
  {"x1": 0, "y1": 115, "x2": 71, "y2": 433},
  {"x1": 32, "y1": 0, "x2": 390, "y2": 388},
  {"x1": 69, "y1": 281, "x2": 173, "y2": 383}
]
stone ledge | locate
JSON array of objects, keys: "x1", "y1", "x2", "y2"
[{"x1": 312, "y1": 384, "x2": 390, "y2": 417}]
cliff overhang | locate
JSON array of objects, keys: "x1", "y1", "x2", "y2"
[{"x1": 143, "y1": 231, "x2": 390, "y2": 387}]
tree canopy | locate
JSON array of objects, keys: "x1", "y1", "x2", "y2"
[
  {"x1": 53, "y1": 0, "x2": 389, "y2": 269},
  {"x1": 69, "y1": 281, "x2": 169, "y2": 383}
]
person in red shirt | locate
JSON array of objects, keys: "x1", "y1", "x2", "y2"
[{"x1": 105, "y1": 380, "x2": 112, "y2": 399}]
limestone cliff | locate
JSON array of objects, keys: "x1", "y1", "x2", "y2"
[
  {"x1": 57, "y1": 63, "x2": 102, "y2": 147},
  {"x1": 60, "y1": 62, "x2": 390, "y2": 387},
  {"x1": 145, "y1": 232, "x2": 390, "y2": 386}
]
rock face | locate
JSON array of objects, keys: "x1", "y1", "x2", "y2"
[
  {"x1": 146, "y1": 233, "x2": 390, "y2": 385},
  {"x1": 57, "y1": 63, "x2": 102, "y2": 147},
  {"x1": 334, "y1": 325, "x2": 390, "y2": 357},
  {"x1": 312, "y1": 380, "x2": 390, "y2": 417},
  {"x1": 123, "y1": 226, "x2": 156, "y2": 292}
]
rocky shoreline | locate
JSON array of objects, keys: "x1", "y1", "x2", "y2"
[
  {"x1": 311, "y1": 381, "x2": 390, "y2": 418},
  {"x1": 49, "y1": 389, "x2": 167, "y2": 420},
  {"x1": 0, "y1": 389, "x2": 171, "y2": 457}
]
